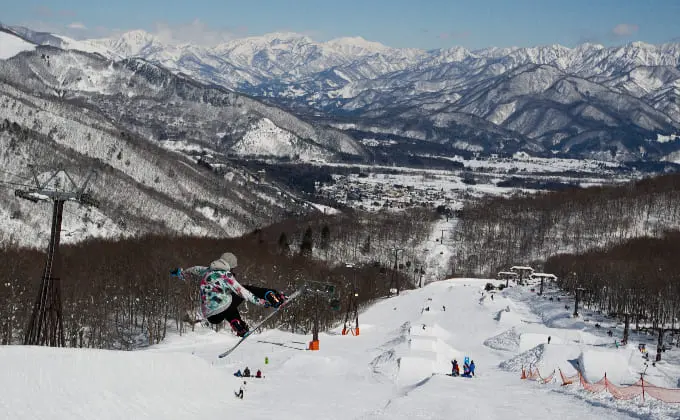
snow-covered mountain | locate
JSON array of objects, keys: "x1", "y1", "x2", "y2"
[
  {"x1": 57, "y1": 28, "x2": 680, "y2": 161},
  {"x1": 4, "y1": 22, "x2": 680, "y2": 160},
  {"x1": 0, "y1": 31, "x2": 370, "y2": 247}
]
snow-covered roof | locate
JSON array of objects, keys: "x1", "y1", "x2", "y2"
[
  {"x1": 510, "y1": 266, "x2": 534, "y2": 271},
  {"x1": 531, "y1": 273, "x2": 557, "y2": 279},
  {"x1": 497, "y1": 271, "x2": 519, "y2": 276}
]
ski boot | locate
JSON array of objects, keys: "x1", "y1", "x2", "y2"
[{"x1": 230, "y1": 318, "x2": 250, "y2": 337}]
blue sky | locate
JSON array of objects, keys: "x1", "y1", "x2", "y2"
[{"x1": 4, "y1": 0, "x2": 680, "y2": 49}]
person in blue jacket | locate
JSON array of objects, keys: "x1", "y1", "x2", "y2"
[{"x1": 469, "y1": 360, "x2": 476, "y2": 377}]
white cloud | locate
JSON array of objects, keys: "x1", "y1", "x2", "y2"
[
  {"x1": 611, "y1": 23, "x2": 639, "y2": 37},
  {"x1": 67, "y1": 22, "x2": 87, "y2": 30},
  {"x1": 152, "y1": 19, "x2": 247, "y2": 46}
]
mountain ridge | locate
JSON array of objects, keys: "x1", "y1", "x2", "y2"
[{"x1": 3, "y1": 23, "x2": 680, "y2": 161}]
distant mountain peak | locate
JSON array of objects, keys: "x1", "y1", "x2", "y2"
[
  {"x1": 93, "y1": 29, "x2": 163, "y2": 57},
  {"x1": 325, "y1": 36, "x2": 392, "y2": 54}
]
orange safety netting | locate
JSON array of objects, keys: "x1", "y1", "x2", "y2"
[
  {"x1": 521, "y1": 366, "x2": 555, "y2": 384},
  {"x1": 559, "y1": 369, "x2": 579, "y2": 386},
  {"x1": 522, "y1": 366, "x2": 680, "y2": 403},
  {"x1": 645, "y1": 383, "x2": 680, "y2": 404}
]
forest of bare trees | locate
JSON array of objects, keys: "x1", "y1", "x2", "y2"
[
  {"x1": 453, "y1": 172, "x2": 680, "y2": 355},
  {"x1": 453, "y1": 173, "x2": 680, "y2": 275},
  {"x1": 0, "y1": 208, "x2": 436, "y2": 349}
]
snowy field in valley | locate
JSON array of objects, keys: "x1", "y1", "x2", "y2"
[{"x1": 2, "y1": 278, "x2": 680, "y2": 419}]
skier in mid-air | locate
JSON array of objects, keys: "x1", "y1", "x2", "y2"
[{"x1": 171, "y1": 252, "x2": 287, "y2": 337}]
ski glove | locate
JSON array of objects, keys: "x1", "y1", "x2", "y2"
[
  {"x1": 264, "y1": 290, "x2": 286, "y2": 308},
  {"x1": 170, "y1": 268, "x2": 183, "y2": 278}
]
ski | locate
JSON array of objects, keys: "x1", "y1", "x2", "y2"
[{"x1": 218, "y1": 288, "x2": 303, "y2": 358}]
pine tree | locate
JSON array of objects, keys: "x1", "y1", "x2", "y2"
[
  {"x1": 300, "y1": 227, "x2": 314, "y2": 256},
  {"x1": 361, "y1": 235, "x2": 371, "y2": 255},
  {"x1": 278, "y1": 232, "x2": 289, "y2": 254},
  {"x1": 320, "y1": 224, "x2": 330, "y2": 250}
]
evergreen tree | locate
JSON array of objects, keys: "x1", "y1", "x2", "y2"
[
  {"x1": 278, "y1": 232, "x2": 289, "y2": 254},
  {"x1": 320, "y1": 224, "x2": 330, "y2": 250},
  {"x1": 361, "y1": 235, "x2": 371, "y2": 255},
  {"x1": 300, "y1": 227, "x2": 314, "y2": 256}
]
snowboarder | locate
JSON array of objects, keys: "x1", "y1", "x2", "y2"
[
  {"x1": 256, "y1": 369, "x2": 262, "y2": 378},
  {"x1": 171, "y1": 252, "x2": 287, "y2": 337},
  {"x1": 234, "y1": 369, "x2": 243, "y2": 377},
  {"x1": 442, "y1": 305, "x2": 446, "y2": 311},
  {"x1": 243, "y1": 367, "x2": 251, "y2": 377},
  {"x1": 469, "y1": 360, "x2": 476, "y2": 377},
  {"x1": 547, "y1": 336, "x2": 551, "y2": 344},
  {"x1": 235, "y1": 381, "x2": 246, "y2": 399},
  {"x1": 451, "y1": 360, "x2": 459, "y2": 377}
]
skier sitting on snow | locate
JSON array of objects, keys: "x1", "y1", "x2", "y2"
[
  {"x1": 451, "y1": 360, "x2": 459, "y2": 377},
  {"x1": 462, "y1": 362, "x2": 471, "y2": 377},
  {"x1": 234, "y1": 369, "x2": 243, "y2": 377},
  {"x1": 243, "y1": 367, "x2": 251, "y2": 377},
  {"x1": 171, "y1": 252, "x2": 287, "y2": 337}
]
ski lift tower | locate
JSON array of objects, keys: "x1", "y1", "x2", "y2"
[
  {"x1": 15, "y1": 166, "x2": 98, "y2": 347},
  {"x1": 304, "y1": 281, "x2": 337, "y2": 351},
  {"x1": 342, "y1": 263, "x2": 360, "y2": 336}
]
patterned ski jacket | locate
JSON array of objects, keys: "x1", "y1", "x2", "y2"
[{"x1": 182, "y1": 266, "x2": 268, "y2": 317}]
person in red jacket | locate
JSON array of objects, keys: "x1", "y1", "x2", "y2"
[{"x1": 451, "y1": 359, "x2": 460, "y2": 377}]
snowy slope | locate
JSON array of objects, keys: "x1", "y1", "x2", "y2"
[
  {"x1": 0, "y1": 346, "x2": 236, "y2": 420},
  {"x1": 4, "y1": 278, "x2": 679, "y2": 419},
  {"x1": 0, "y1": 31, "x2": 35, "y2": 59}
]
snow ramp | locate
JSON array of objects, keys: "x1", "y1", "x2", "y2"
[
  {"x1": 500, "y1": 343, "x2": 583, "y2": 374},
  {"x1": 0, "y1": 346, "x2": 237, "y2": 420},
  {"x1": 578, "y1": 348, "x2": 637, "y2": 385},
  {"x1": 395, "y1": 323, "x2": 463, "y2": 386},
  {"x1": 484, "y1": 327, "x2": 520, "y2": 352}
]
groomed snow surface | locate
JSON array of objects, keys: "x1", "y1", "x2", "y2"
[{"x1": 2, "y1": 279, "x2": 680, "y2": 419}]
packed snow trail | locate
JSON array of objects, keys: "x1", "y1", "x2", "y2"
[
  {"x1": 2, "y1": 278, "x2": 677, "y2": 419},
  {"x1": 152, "y1": 279, "x2": 643, "y2": 419}
]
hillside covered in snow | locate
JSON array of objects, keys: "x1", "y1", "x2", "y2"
[{"x1": 3, "y1": 278, "x2": 680, "y2": 419}]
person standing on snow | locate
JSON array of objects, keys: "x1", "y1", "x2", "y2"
[
  {"x1": 469, "y1": 360, "x2": 476, "y2": 377},
  {"x1": 235, "y1": 381, "x2": 246, "y2": 399},
  {"x1": 171, "y1": 252, "x2": 287, "y2": 337}
]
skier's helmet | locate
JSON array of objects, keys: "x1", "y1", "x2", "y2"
[{"x1": 210, "y1": 252, "x2": 238, "y2": 271}]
